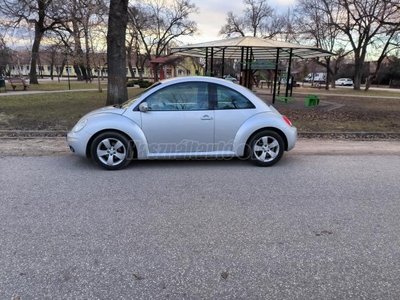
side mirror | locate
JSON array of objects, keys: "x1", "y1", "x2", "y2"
[{"x1": 139, "y1": 102, "x2": 149, "y2": 112}]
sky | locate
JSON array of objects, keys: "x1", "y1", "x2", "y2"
[
  {"x1": 183, "y1": 0, "x2": 296, "y2": 44},
  {"x1": 5, "y1": 0, "x2": 296, "y2": 49}
]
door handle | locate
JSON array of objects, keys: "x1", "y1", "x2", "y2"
[{"x1": 201, "y1": 115, "x2": 213, "y2": 120}]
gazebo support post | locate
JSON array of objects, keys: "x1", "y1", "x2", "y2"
[
  {"x1": 247, "y1": 47, "x2": 254, "y2": 89},
  {"x1": 245, "y1": 47, "x2": 250, "y2": 88},
  {"x1": 205, "y1": 47, "x2": 208, "y2": 75},
  {"x1": 272, "y1": 48, "x2": 280, "y2": 104},
  {"x1": 221, "y1": 48, "x2": 225, "y2": 77},
  {"x1": 285, "y1": 48, "x2": 293, "y2": 98},
  {"x1": 240, "y1": 47, "x2": 244, "y2": 85},
  {"x1": 210, "y1": 47, "x2": 214, "y2": 76}
]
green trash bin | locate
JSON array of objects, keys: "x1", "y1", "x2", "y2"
[
  {"x1": 0, "y1": 78, "x2": 5, "y2": 92},
  {"x1": 305, "y1": 94, "x2": 320, "y2": 107}
]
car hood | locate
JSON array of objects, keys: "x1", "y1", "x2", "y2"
[{"x1": 83, "y1": 105, "x2": 126, "y2": 119}]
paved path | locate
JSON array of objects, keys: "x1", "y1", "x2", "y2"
[{"x1": 0, "y1": 88, "x2": 101, "y2": 96}]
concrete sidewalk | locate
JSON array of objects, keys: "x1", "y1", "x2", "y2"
[
  {"x1": 293, "y1": 139, "x2": 400, "y2": 155},
  {"x1": 0, "y1": 137, "x2": 399, "y2": 157}
]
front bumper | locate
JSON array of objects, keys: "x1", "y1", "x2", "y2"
[{"x1": 66, "y1": 130, "x2": 92, "y2": 158}]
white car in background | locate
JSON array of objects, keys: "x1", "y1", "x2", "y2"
[
  {"x1": 335, "y1": 78, "x2": 353, "y2": 86},
  {"x1": 223, "y1": 75, "x2": 238, "y2": 83}
]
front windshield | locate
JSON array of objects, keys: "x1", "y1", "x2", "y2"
[{"x1": 122, "y1": 82, "x2": 161, "y2": 108}]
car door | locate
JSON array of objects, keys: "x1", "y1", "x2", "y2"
[
  {"x1": 140, "y1": 82, "x2": 215, "y2": 154},
  {"x1": 211, "y1": 83, "x2": 256, "y2": 152}
]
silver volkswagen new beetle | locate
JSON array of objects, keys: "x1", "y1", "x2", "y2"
[{"x1": 67, "y1": 76, "x2": 297, "y2": 170}]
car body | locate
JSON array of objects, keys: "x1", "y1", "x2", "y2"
[
  {"x1": 335, "y1": 78, "x2": 353, "y2": 86},
  {"x1": 67, "y1": 76, "x2": 297, "y2": 170}
]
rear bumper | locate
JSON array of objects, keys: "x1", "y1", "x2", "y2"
[{"x1": 286, "y1": 126, "x2": 297, "y2": 151}]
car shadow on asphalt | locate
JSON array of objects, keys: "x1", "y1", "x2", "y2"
[{"x1": 67, "y1": 154, "x2": 293, "y2": 171}]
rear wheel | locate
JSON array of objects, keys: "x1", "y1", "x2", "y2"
[
  {"x1": 248, "y1": 130, "x2": 284, "y2": 167},
  {"x1": 90, "y1": 131, "x2": 133, "y2": 170}
]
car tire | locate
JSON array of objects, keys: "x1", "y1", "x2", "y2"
[
  {"x1": 90, "y1": 131, "x2": 133, "y2": 170},
  {"x1": 248, "y1": 130, "x2": 284, "y2": 167}
]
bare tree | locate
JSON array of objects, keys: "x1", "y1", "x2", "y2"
[
  {"x1": 219, "y1": 12, "x2": 247, "y2": 37},
  {"x1": 71, "y1": 0, "x2": 108, "y2": 82},
  {"x1": 364, "y1": 30, "x2": 399, "y2": 91},
  {"x1": 39, "y1": 43, "x2": 64, "y2": 80},
  {"x1": 245, "y1": 0, "x2": 274, "y2": 37},
  {"x1": 126, "y1": 9, "x2": 143, "y2": 78},
  {"x1": 0, "y1": 0, "x2": 66, "y2": 84},
  {"x1": 220, "y1": 0, "x2": 284, "y2": 38},
  {"x1": 127, "y1": 0, "x2": 198, "y2": 81},
  {"x1": 49, "y1": 0, "x2": 108, "y2": 82},
  {"x1": 294, "y1": 0, "x2": 351, "y2": 89},
  {"x1": 0, "y1": 37, "x2": 13, "y2": 76},
  {"x1": 272, "y1": 8, "x2": 295, "y2": 42},
  {"x1": 106, "y1": 0, "x2": 129, "y2": 105},
  {"x1": 383, "y1": 55, "x2": 400, "y2": 85},
  {"x1": 318, "y1": 0, "x2": 400, "y2": 90}
]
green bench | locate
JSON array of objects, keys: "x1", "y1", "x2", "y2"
[{"x1": 305, "y1": 94, "x2": 319, "y2": 107}]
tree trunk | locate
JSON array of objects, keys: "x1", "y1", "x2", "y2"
[
  {"x1": 325, "y1": 57, "x2": 330, "y2": 90},
  {"x1": 73, "y1": 64, "x2": 83, "y2": 80},
  {"x1": 50, "y1": 63, "x2": 54, "y2": 80},
  {"x1": 353, "y1": 59, "x2": 364, "y2": 91},
  {"x1": 365, "y1": 76, "x2": 374, "y2": 91},
  {"x1": 128, "y1": 61, "x2": 136, "y2": 78},
  {"x1": 364, "y1": 50, "x2": 388, "y2": 92},
  {"x1": 153, "y1": 65, "x2": 159, "y2": 82},
  {"x1": 84, "y1": 27, "x2": 92, "y2": 83},
  {"x1": 29, "y1": 23, "x2": 43, "y2": 84},
  {"x1": 106, "y1": 0, "x2": 129, "y2": 106}
]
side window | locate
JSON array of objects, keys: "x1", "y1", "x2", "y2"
[
  {"x1": 215, "y1": 85, "x2": 255, "y2": 109},
  {"x1": 144, "y1": 82, "x2": 209, "y2": 111}
]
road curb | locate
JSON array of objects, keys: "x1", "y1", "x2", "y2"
[{"x1": 1, "y1": 136, "x2": 399, "y2": 157}]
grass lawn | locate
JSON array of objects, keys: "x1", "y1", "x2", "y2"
[
  {"x1": 280, "y1": 93, "x2": 400, "y2": 133},
  {"x1": 258, "y1": 86, "x2": 400, "y2": 134},
  {"x1": 19, "y1": 79, "x2": 109, "y2": 91},
  {"x1": 0, "y1": 87, "x2": 142, "y2": 131},
  {"x1": 1, "y1": 81, "x2": 400, "y2": 135}
]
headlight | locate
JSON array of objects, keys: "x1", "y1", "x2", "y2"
[{"x1": 73, "y1": 119, "x2": 87, "y2": 133}]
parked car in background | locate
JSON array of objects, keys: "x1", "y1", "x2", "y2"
[
  {"x1": 67, "y1": 76, "x2": 297, "y2": 170},
  {"x1": 335, "y1": 78, "x2": 353, "y2": 86},
  {"x1": 304, "y1": 72, "x2": 327, "y2": 83},
  {"x1": 223, "y1": 75, "x2": 238, "y2": 83}
]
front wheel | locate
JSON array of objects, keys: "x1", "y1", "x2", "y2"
[
  {"x1": 248, "y1": 130, "x2": 284, "y2": 167},
  {"x1": 90, "y1": 131, "x2": 133, "y2": 170}
]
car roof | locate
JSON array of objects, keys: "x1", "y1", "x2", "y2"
[
  {"x1": 160, "y1": 76, "x2": 235, "y2": 85},
  {"x1": 158, "y1": 76, "x2": 252, "y2": 93}
]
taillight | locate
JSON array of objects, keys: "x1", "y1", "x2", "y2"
[{"x1": 282, "y1": 115, "x2": 293, "y2": 127}]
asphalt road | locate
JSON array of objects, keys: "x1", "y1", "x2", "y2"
[{"x1": 1, "y1": 153, "x2": 400, "y2": 299}]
